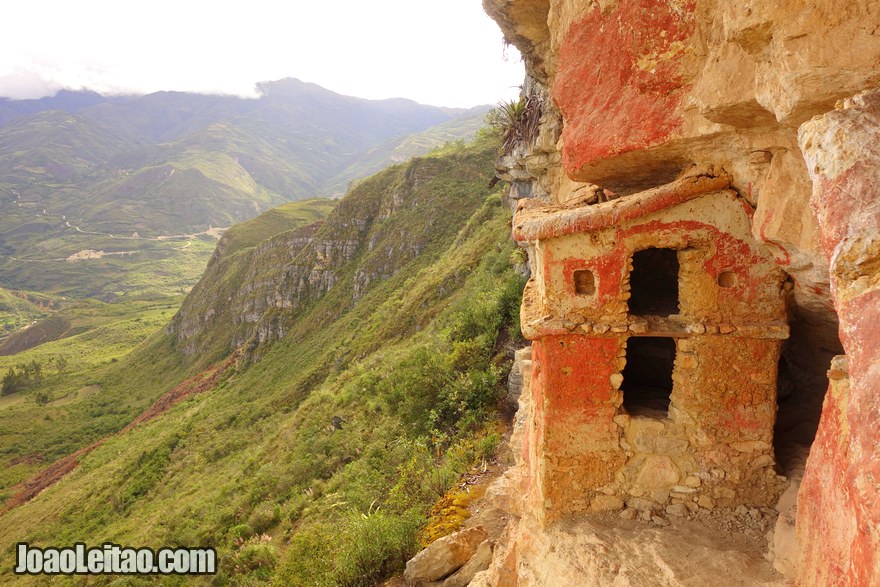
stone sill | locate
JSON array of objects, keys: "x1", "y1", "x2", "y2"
[{"x1": 521, "y1": 312, "x2": 790, "y2": 340}]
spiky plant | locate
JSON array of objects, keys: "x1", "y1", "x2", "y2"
[{"x1": 491, "y1": 94, "x2": 543, "y2": 154}]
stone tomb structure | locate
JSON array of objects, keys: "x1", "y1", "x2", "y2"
[{"x1": 512, "y1": 175, "x2": 790, "y2": 521}]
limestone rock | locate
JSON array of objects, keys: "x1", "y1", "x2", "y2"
[
  {"x1": 634, "y1": 456, "x2": 681, "y2": 492},
  {"x1": 465, "y1": 570, "x2": 492, "y2": 587},
  {"x1": 480, "y1": 513, "x2": 786, "y2": 586},
  {"x1": 506, "y1": 346, "x2": 532, "y2": 408},
  {"x1": 441, "y1": 540, "x2": 493, "y2": 587},
  {"x1": 404, "y1": 526, "x2": 487, "y2": 586},
  {"x1": 767, "y1": 474, "x2": 801, "y2": 577},
  {"x1": 590, "y1": 494, "x2": 624, "y2": 512},
  {"x1": 483, "y1": 471, "x2": 521, "y2": 517},
  {"x1": 795, "y1": 88, "x2": 880, "y2": 587},
  {"x1": 482, "y1": 1, "x2": 880, "y2": 586}
]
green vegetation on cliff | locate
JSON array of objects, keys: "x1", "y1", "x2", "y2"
[
  {"x1": 0, "y1": 199, "x2": 336, "y2": 504},
  {"x1": 0, "y1": 130, "x2": 523, "y2": 585}
]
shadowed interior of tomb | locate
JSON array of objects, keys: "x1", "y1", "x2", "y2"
[
  {"x1": 621, "y1": 337, "x2": 676, "y2": 418},
  {"x1": 573, "y1": 269, "x2": 596, "y2": 295},
  {"x1": 774, "y1": 306, "x2": 843, "y2": 474},
  {"x1": 628, "y1": 248, "x2": 680, "y2": 315}
]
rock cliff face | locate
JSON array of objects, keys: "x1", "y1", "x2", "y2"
[
  {"x1": 169, "y1": 141, "x2": 499, "y2": 363},
  {"x1": 476, "y1": 0, "x2": 880, "y2": 585},
  {"x1": 795, "y1": 90, "x2": 880, "y2": 587},
  {"x1": 168, "y1": 219, "x2": 325, "y2": 359}
]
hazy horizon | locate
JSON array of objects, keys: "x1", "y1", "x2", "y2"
[
  {"x1": 0, "y1": 76, "x2": 504, "y2": 109},
  {"x1": 0, "y1": 0, "x2": 524, "y2": 108}
]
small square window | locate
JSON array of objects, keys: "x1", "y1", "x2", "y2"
[
  {"x1": 718, "y1": 271, "x2": 737, "y2": 288},
  {"x1": 573, "y1": 269, "x2": 596, "y2": 295}
]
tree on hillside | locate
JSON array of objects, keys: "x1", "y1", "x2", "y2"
[
  {"x1": 54, "y1": 355, "x2": 69, "y2": 374},
  {"x1": 2, "y1": 367, "x2": 25, "y2": 395},
  {"x1": 1, "y1": 360, "x2": 45, "y2": 395}
]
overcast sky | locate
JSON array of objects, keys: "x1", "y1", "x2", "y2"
[{"x1": 0, "y1": 0, "x2": 524, "y2": 108}]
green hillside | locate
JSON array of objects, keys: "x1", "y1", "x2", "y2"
[
  {"x1": 0, "y1": 131, "x2": 523, "y2": 585},
  {"x1": 0, "y1": 299, "x2": 182, "y2": 500},
  {"x1": 0, "y1": 288, "x2": 53, "y2": 336},
  {"x1": 0, "y1": 80, "x2": 486, "y2": 302},
  {"x1": 0, "y1": 196, "x2": 337, "y2": 499},
  {"x1": 321, "y1": 105, "x2": 492, "y2": 196}
]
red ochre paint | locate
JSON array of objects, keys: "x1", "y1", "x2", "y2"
[{"x1": 553, "y1": 0, "x2": 697, "y2": 176}]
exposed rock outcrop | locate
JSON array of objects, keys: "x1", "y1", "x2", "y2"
[
  {"x1": 795, "y1": 89, "x2": 880, "y2": 587},
  {"x1": 404, "y1": 526, "x2": 488, "y2": 586},
  {"x1": 168, "y1": 219, "x2": 324, "y2": 359},
  {"x1": 473, "y1": 0, "x2": 880, "y2": 584},
  {"x1": 170, "y1": 144, "x2": 497, "y2": 361}
]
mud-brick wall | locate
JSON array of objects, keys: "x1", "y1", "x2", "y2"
[{"x1": 529, "y1": 332, "x2": 786, "y2": 523}]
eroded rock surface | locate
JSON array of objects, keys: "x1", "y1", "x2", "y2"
[
  {"x1": 471, "y1": 0, "x2": 880, "y2": 584},
  {"x1": 404, "y1": 526, "x2": 487, "y2": 586},
  {"x1": 795, "y1": 89, "x2": 880, "y2": 587}
]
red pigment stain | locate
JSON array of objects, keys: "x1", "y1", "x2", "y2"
[
  {"x1": 561, "y1": 254, "x2": 624, "y2": 307},
  {"x1": 544, "y1": 218, "x2": 770, "y2": 307},
  {"x1": 553, "y1": 0, "x2": 697, "y2": 175},
  {"x1": 804, "y1": 156, "x2": 880, "y2": 585},
  {"x1": 530, "y1": 346, "x2": 547, "y2": 451},
  {"x1": 813, "y1": 162, "x2": 880, "y2": 256},
  {"x1": 754, "y1": 207, "x2": 792, "y2": 266},
  {"x1": 620, "y1": 219, "x2": 765, "y2": 301},
  {"x1": 536, "y1": 335, "x2": 619, "y2": 420}
]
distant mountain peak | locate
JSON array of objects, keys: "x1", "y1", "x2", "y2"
[{"x1": 255, "y1": 78, "x2": 328, "y2": 97}]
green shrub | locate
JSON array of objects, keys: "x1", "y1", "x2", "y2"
[
  {"x1": 273, "y1": 524, "x2": 337, "y2": 587},
  {"x1": 229, "y1": 523, "x2": 254, "y2": 541},
  {"x1": 384, "y1": 348, "x2": 449, "y2": 435},
  {"x1": 478, "y1": 432, "x2": 501, "y2": 461},
  {"x1": 248, "y1": 501, "x2": 280, "y2": 534},
  {"x1": 117, "y1": 434, "x2": 180, "y2": 508},
  {"x1": 228, "y1": 535, "x2": 279, "y2": 580},
  {"x1": 334, "y1": 509, "x2": 422, "y2": 587}
]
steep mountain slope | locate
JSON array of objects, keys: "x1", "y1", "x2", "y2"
[
  {"x1": 0, "y1": 288, "x2": 53, "y2": 336},
  {"x1": 0, "y1": 200, "x2": 334, "y2": 499},
  {"x1": 0, "y1": 131, "x2": 523, "y2": 585},
  {"x1": 0, "y1": 79, "x2": 489, "y2": 301},
  {"x1": 320, "y1": 105, "x2": 493, "y2": 196},
  {"x1": 169, "y1": 135, "x2": 504, "y2": 364},
  {"x1": 0, "y1": 110, "x2": 139, "y2": 183}
]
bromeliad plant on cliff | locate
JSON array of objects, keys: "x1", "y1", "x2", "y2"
[
  {"x1": 0, "y1": 129, "x2": 525, "y2": 586},
  {"x1": 492, "y1": 93, "x2": 543, "y2": 155}
]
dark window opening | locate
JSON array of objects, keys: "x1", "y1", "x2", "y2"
[
  {"x1": 628, "y1": 248, "x2": 680, "y2": 315},
  {"x1": 774, "y1": 305, "x2": 843, "y2": 476},
  {"x1": 621, "y1": 337, "x2": 676, "y2": 418},
  {"x1": 573, "y1": 269, "x2": 596, "y2": 295}
]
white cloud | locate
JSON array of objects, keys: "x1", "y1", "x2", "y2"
[
  {"x1": 0, "y1": 69, "x2": 63, "y2": 100},
  {"x1": 0, "y1": 0, "x2": 524, "y2": 107}
]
